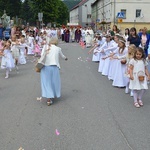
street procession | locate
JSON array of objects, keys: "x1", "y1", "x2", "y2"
[{"x1": 1, "y1": 0, "x2": 150, "y2": 150}]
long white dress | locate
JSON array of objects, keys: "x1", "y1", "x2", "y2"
[
  {"x1": 107, "y1": 42, "x2": 118, "y2": 80},
  {"x1": 17, "y1": 43, "x2": 31, "y2": 64},
  {"x1": 112, "y1": 47, "x2": 128, "y2": 87},
  {"x1": 98, "y1": 41, "x2": 112, "y2": 73},
  {"x1": 102, "y1": 40, "x2": 117, "y2": 76},
  {"x1": 1, "y1": 49, "x2": 15, "y2": 69},
  {"x1": 129, "y1": 59, "x2": 148, "y2": 90},
  {"x1": 85, "y1": 30, "x2": 92, "y2": 47},
  {"x1": 92, "y1": 39, "x2": 105, "y2": 62},
  {"x1": 27, "y1": 36, "x2": 34, "y2": 55},
  {"x1": 11, "y1": 42, "x2": 20, "y2": 59}
]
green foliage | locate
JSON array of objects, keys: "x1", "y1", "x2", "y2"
[
  {"x1": 20, "y1": 0, "x2": 34, "y2": 24},
  {"x1": 28, "y1": 0, "x2": 68, "y2": 24},
  {"x1": 57, "y1": 1, "x2": 69, "y2": 25},
  {"x1": 0, "y1": 0, "x2": 21, "y2": 17},
  {"x1": 0, "y1": 0, "x2": 69, "y2": 26},
  {"x1": 147, "y1": 30, "x2": 150, "y2": 34}
]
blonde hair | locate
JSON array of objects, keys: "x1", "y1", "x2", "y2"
[
  {"x1": 49, "y1": 38, "x2": 58, "y2": 45},
  {"x1": 128, "y1": 44, "x2": 136, "y2": 59}
]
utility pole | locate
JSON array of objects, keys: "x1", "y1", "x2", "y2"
[{"x1": 114, "y1": 0, "x2": 116, "y2": 25}]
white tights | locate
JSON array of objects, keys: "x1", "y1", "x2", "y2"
[
  {"x1": 133, "y1": 89, "x2": 146, "y2": 103},
  {"x1": 5, "y1": 68, "x2": 9, "y2": 78}
]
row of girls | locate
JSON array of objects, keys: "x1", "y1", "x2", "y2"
[
  {"x1": 88, "y1": 28, "x2": 150, "y2": 108},
  {"x1": 0, "y1": 30, "x2": 49, "y2": 79}
]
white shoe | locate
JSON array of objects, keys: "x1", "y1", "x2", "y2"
[
  {"x1": 5, "y1": 75, "x2": 9, "y2": 79},
  {"x1": 125, "y1": 87, "x2": 129, "y2": 93},
  {"x1": 130, "y1": 91, "x2": 133, "y2": 97}
]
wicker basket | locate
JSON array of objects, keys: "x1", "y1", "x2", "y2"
[
  {"x1": 137, "y1": 71, "x2": 145, "y2": 82},
  {"x1": 120, "y1": 59, "x2": 126, "y2": 64}
]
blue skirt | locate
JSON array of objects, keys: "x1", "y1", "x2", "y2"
[{"x1": 40, "y1": 65, "x2": 61, "y2": 98}]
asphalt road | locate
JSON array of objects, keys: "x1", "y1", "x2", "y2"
[{"x1": 0, "y1": 41, "x2": 150, "y2": 150}]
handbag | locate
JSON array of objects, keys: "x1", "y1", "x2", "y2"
[
  {"x1": 35, "y1": 51, "x2": 47, "y2": 72},
  {"x1": 35, "y1": 45, "x2": 50, "y2": 72}
]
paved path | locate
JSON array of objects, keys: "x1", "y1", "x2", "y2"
[{"x1": 0, "y1": 41, "x2": 150, "y2": 150}]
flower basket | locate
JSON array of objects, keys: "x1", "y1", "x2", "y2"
[
  {"x1": 120, "y1": 59, "x2": 126, "y2": 64},
  {"x1": 101, "y1": 21, "x2": 106, "y2": 24},
  {"x1": 137, "y1": 71, "x2": 145, "y2": 82}
]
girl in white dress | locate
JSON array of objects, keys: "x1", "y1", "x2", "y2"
[
  {"x1": 1, "y1": 40, "x2": 15, "y2": 78},
  {"x1": 124, "y1": 44, "x2": 136, "y2": 96},
  {"x1": 88, "y1": 36, "x2": 105, "y2": 62},
  {"x1": 27, "y1": 33, "x2": 34, "y2": 55},
  {"x1": 107, "y1": 35, "x2": 121, "y2": 80},
  {"x1": 111, "y1": 38, "x2": 128, "y2": 87},
  {"x1": 129, "y1": 47, "x2": 150, "y2": 108},
  {"x1": 11, "y1": 35, "x2": 20, "y2": 71},
  {"x1": 97, "y1": 34, "x2": 112, "y2": 73},
  {"x1": 17, "y1": 38, "x2": 32, "y2": 65},
  {"x1": 101, "y1": 39, "x2": 117, "y2": 76}
]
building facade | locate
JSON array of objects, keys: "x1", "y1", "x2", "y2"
[
  {"x1": 91, "y1": 0, "x2": 150, "y2": 32},
  {"x1": 69, "y1": 0, "x2": 96, "y2": 27}
]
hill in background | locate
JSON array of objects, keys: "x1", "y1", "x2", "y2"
[{"x1": 62, "y1": 0, "x2": 81, "y2": 11}]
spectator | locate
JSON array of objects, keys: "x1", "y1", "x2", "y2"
[
  {"x1": 138, "y1": 27, "x2": 150, "y2": 56},
  {"x1": 127, "y1": 27, "x2": 141, "y2": 47},
  {"x1": 0, "y1": 23, "x2": 5, "y2": 40}
]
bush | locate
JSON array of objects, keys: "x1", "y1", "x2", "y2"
[{"x1": 147, "y1": 30, "x2": 150, "y2": 34}]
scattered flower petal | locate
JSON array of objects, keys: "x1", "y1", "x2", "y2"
[
  {"x1": 18, "y1": 147, "x2": 24, "y2": 150},
  {"x1": 37, "y1": 97, "x2": 42, "y2": 101},
  {"x1": 55, "y1": 129, "x2": 60, "y2": 135}
]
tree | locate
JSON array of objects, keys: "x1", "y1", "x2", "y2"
[
  {"x1": 57, "y1": 1, "x2": 69, "y2": 25},
  {"x1": 20, "y1": 0, "x2": 34, "y2": 24},
  {"x1": 0, "y1": 0, "x2": 21, "y2": 18},
  {"x1": 28, "y1": 0, "x2": 69, "y2": 25}
]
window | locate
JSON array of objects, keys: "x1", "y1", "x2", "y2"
[
  {"x1": 121, "y1": 9, "x2": 126, "y2": 19},
  {"x1": 87, "y1": 14, "x2": 91, "y2": 18},
  {"x1": 136, "y1": 9, "x2": 141, "y2": 18}
]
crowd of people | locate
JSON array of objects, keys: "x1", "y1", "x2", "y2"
[
  {"x1": 0, "y1": 24, "x2": 69, "y2": 105},
  {"x1": 0, "y1": 23, "x2": 150, "y2": 107},
  {"x1": 87, "y1": 25, "x2": 150, "y2": 108}
]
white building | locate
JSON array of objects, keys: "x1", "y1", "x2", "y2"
[
  {"x1": 91, "y1": 0, "x2": 150, "y2": 32},
  {"x1": 69, "y1": 0, "x2": 96, "y2": 27}
]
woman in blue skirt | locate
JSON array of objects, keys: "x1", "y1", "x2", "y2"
[{"x1": 40, "y1": 38, "x2": 68, "y2": 106}]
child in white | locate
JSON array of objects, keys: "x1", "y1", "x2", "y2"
[
  {"x1": 27, "y1": 34, "x2": 34, "y2": 55},
  {"x1": 107, "y1": 35, "x2": 120, "y2": 80},
  {"x1": 129, "y1": 47, "x2": 150, "y2": 108},
  {"x1": 1, "y1": 40, "x2": 15, "y2": 78},
  {"x1": 124, "y1": 44, "x2": 136, "y2": 96},
  {"x1": 97, "y1": 34, "x2": 112, "y2": 73},
  {"x1": 111, "y1": 38, "x2": 128, "y2": 87},
  {"x1": 11, "y1": 35, "x2": 20, "y2": 71},
  {"x1": 88, "y1": 36, "x2": 105, "y2": 62},
  {"x1": 17, "y1": 38, "x2": 32, "y2": 65}
]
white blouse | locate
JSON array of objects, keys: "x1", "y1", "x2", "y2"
[{"x1": 42, "y1": 44, "x2": 66, "y2": 68}]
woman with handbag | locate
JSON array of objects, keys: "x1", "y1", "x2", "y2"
[{"x1": 40, "y1": 38, "x2": 68, "y2": 106}]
